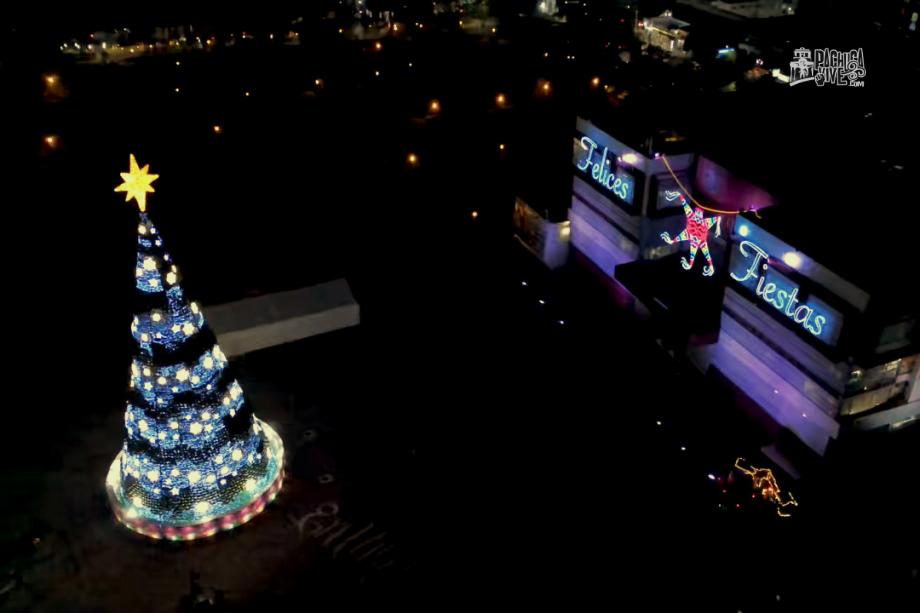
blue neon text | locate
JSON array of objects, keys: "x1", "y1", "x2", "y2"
[{"x1": 576, "y1": 137, "x2": 634, "y2": 204}]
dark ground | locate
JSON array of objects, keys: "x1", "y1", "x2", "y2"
[{"x1": 5, "y1": 13, "x2": 919, "y2": 612}]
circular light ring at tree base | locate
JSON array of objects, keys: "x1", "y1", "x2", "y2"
[{"x1": 107, "y1": 419, "x2": 284, "y2": 540}]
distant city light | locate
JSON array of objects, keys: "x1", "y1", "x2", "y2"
[
  {"x1": 44, "y1": 135, "x2": 59, "y2": 148},
  {"x1": 244, "y1": 91, "x2": 250, "y2": 97},
  {"x1": 541, "y1": 81, "x2": 552, "y2": 93},
  {"x1": 176, "y1": 61, "x2": 181, "y2": 66},
  {"x1": 338, "y1": 28, "x2": 344, "y2": 34},
  {"x1": 315, "y1": 78, "x2": 323, "y2": 87},
  {"x1": 491, "y1": 27, "x2": 497, "y2": 33},
  {"x1": 45, "y1": 74, "x2": 58, "y2": 86},
  {"x1": 680, "y1": 446, "x2": 686, "y2": 451},
  {"x1": 495, "y1": 93, "x2": 506, "y2": 106},
  {"x1": 708, "y1": 474, "x2": 716, "y2": 480},
  {"x1": 375, "y1": 41, "x2": 382, "y2": 50},
  {"x1": 429, "y1": 99, "x2": 440, "y2": 113},
  {"x1": 591, "y1": 76, "x2": 601, "y2": 87},
  {"x1": 543, "y1": 51, "x2": 549, "y2": 58},
  {"x1": 375, "y1": 70, "x2": 380, "y2": 77},
  {"x1": 558, "y1": 320, "x2": 565, "y2": 325},
  {"x1": 782, "y1": 252, "x2": 803, "y2": 269},
  {"x1": 656, "y1": 420, "x2": 662, "y2": 426},
  {"x1": 499, "y1": 143, "x2": 506, "y2": 151},
  {"x1": 471, "y1": 211, "x2": 478, "y2": 219},
  {"x1": 521, "y1": 281, "x2": 528, "y2": 286},
  {"x1": 621, "y1": 152, "x2": 639, "y2": 165},
  {"x1": 737, "y1": 224, "x2": 750, "y2": 237},
  {"x1": 407, "y1": 153, "x2": 419, "y2": 165},
  {"x1": 212, "y1": 125, "x2": 223, "y2": 134},
  {"x1": 538, "y1": 299, "x2": 545, "y2": 305},
  {"x1": 175, "y1": 87, "x2": 180, "y2": 93}
]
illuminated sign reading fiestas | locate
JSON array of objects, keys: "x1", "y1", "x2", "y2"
[
  {"x1": 576, "y1": 136, "x2": 635, "y2": 204},
  {"x1": 730, "y1": 241, "x2": 841, "y2": 344}
]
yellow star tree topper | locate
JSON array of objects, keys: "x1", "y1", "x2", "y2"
[{"x1": 114, "y1": 154, "x2": 159, "y2": 212}]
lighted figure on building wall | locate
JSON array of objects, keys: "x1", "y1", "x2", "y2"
[
  {"x1": 105, "y1": 154, "x2": 284, "y2": 540},
  {"x1": 659, "y1": 190, "x2": 722, "y2": 277},
  {"x1": 734, "y1": 458, "x2": 798, "y2": 518}
]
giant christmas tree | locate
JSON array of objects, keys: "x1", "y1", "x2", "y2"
[{"x1": 106, "y1": 155, "x2": 284, "y2": 540}]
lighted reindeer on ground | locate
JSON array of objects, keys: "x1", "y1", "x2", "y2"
[{"x1": 734, "y1": 457, "x2": 798, "y2": 518}]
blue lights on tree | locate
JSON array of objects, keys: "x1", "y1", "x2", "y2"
[{"x1": 106, "y1": 155, "x2": 283, "y2": 539}]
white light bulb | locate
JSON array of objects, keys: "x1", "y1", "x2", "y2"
[
  {"x1": 245, "y1": 478, "x2": 256, "y2": 492},
  {"x1": 231, "y1": 449, "x2": 243, "y2": 461},
  {"x1": 201, "y1": 411, "x2": 211, "y2": 421},
  {"x1": 148, "y1": 278, "x2": 159, "y2": 288},
  {"x1": 152, "y1": 312, "x2": 162, "y2": 322},
  {"x1": 147, "y1": 470, "x2": 159, "y2": 482},
  {"x1": 194, "y1": 501, "x2": 210, "y2": 514},
  {"x1": 157, "y1": 376, "x2": 167, "y2": 385},
  {"x1": 182, "y1": 322, "x2": 195, "y2": 336},
  {"x1": 138, "y1": 420, "x2": 148, "y2": 432},
  {"x1": 138, "y1": 225, "x2": 147, "y2": 235},
  {"x1": 171, "y1": 468, "x2": 180, "y2": 477},
  {"x1": 203, "y1": 357, "x2": 214, "y2": 369},
  {"x1": 169, "y1": 421, "x2": 178, "y2": 430},
  {"x1": 189, "y1": 422, "x2": 202, "y2": 435},
  {"x1": 215, "y1": 455, "x2": 223, "y2": 464},
  {"x1": 188, "y1": 470, "x2": 201, "y2": 484},
  {"x1": 191, "y1": 302, "x2": 200, "y2": 314},
  {"x1": 143, "y1": 258, "x2": 157, "y2": 271},
  {"x1": 176, "y1": 368, "x2": 189, "y2": 382},
  {"x1": 206, "y1": 474, "x2": 216, "y2": 484}
]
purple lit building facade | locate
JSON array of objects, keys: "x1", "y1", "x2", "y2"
[{"x1": 566, "y1": 117, "x2": 919, "y2": 461}]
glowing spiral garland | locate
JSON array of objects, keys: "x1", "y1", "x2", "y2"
[{"x1": 106, "y1": 156, "x2": 283, "y2": 539}]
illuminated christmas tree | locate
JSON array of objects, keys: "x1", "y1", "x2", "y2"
[{"x1": 106, "y1": 155, "x2": 284, "y2": 540}]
